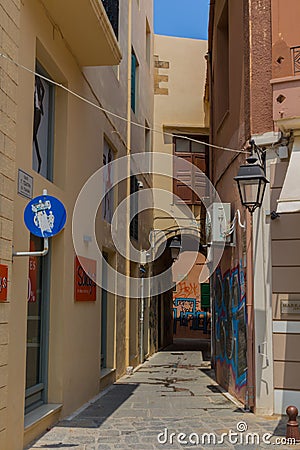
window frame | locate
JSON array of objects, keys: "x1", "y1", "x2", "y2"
[
  {"x1": 173, "y1": 134, "x2": 209, "y2": 205},
  {"x1": 131, "y1": 48, "x2": 139, "y2": 114},
  {"x1": 33, "y1": 61, "x2": 55, "y2": 181},
  {"x1": 25, "y1": 235, "x2": 51, "y2": 414}
]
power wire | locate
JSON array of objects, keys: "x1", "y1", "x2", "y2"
[{"x1": 0, "y1": 51, "x2": 249, "y2": 155}]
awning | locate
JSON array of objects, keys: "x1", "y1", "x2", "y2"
[{"x1": 277, "y1": 143, "x2": 300, "y2": 213}]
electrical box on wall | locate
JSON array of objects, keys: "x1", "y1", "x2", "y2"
[{"x1": 205, "y1": 203, "x2": 231, "y2": 244}]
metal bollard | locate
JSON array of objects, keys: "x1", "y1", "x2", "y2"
[{"x1": 286, "y1": 406, "x2": 300, "y2": 441}]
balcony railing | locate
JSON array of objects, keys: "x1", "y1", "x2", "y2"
[
  {"x1": 102, "y1": 0, "x2": 119, "y2": 39},
  {"x1": 291, "y1": 46, "x2": 300, "y2": 75}
]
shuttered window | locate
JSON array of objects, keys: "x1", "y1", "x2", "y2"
[{"x1": 173, "y1": 135, "x2": 208, "y2": 204}]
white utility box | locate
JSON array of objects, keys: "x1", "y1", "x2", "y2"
[{"x1": 205, "y1": 203, "x2": 231, "y2": 244}]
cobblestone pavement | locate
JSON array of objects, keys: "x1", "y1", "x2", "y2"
[{"x1": 27, "y1": 346, "x2": 300, "y2": 450}]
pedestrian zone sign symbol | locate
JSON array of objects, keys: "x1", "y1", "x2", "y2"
[{"x1": 24, "y1": 194, "x2": 66, "y2": 238}]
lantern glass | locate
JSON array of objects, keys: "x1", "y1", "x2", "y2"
[
  {"x1": 241, "y1": 180, "x2": 258, "y2": 204},
  {"x1": 234, "y1": 163, "x2": 269, "y2": 214},
  {"x1": 169, "y1": 236, "x2": 181, "y2": 260}
]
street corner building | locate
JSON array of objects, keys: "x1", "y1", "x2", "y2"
[
  {"x1": 2, "y1": 0, "x2": 300, "y2": 449},
  {"x1": 208, "y1": 0, "x2": 300, "y2": 416},
  {"x1": 0, "y1": 0, "x2": 159, "y2": 448}
]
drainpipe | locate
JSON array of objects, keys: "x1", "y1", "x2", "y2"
[
  {"x1": 139, "y1": 250, "x2": 147, "y2": 363},
  {"x1": 125, "y1": 0, "x2": 132, "y2": 368},
  {"x1": 140, "y1": 268, "x2": 145, "y2": 363},
  {"x1": 245, "y1": 212, "x2": 255, "y2": 410},
  {"x1": 207, "y1": 0, "x2": 215, "y2": 367}
]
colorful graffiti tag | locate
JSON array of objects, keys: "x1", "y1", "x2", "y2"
[
  {"x1": 213, "y1": 261, "x2": 247, "y2": 395},
  {"x1": 173, "y1": 297, "x2": 209, "y2": 334},
  {"x1": 176, "y1": 281, "x2": 198, "y2": 298}
]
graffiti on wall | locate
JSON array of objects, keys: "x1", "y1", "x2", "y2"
[
  {"x1": 176, "y1": 281, "x2": 198, "y2": 298},
  {"x1": 214, "y1": 261, "x2": 247, "y2": 393},
  {"x1": 173, "y1": 281, "x2": 209, "y2": 334},
  {"x1": 173, "y1": 298, "x2": 209, "y2": 333}
]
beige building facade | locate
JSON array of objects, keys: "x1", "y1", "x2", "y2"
[
  {"x1": 153, "y1": 35, "x2": 209, "y2": 343},
  {"x1": 269, "y1": 0, "x2": 300, "y2": 414},
  {"x1": 209, "y1": 0, "x2": 300, "y2": 416},
  {"x1": 0, "y1": 0, "x2": 21, "y2": 448},
  {"x1": 0, "y1": 1, "x2": 155, "y2": 449}
]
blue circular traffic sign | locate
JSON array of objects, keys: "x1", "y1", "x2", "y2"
[{"x1": 24, "y1": 195, "x2": 66, "y2": 238}]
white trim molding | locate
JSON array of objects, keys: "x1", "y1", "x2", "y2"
[
  {"x1": 274, "y1": 389, "x2": 300, "y2": 415},
  {"x1": 273, "y1": 321, "x2": 300, "y2": 334}
]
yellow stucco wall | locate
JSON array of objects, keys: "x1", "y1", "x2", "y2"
[
  {"x1": 2, "y1": 1, "x2": 154, "y2": 449},
  {"x1": 153, "y1": 35, "x2": 208, "y2": 231}
]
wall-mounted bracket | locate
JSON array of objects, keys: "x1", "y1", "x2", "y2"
[{"x1": 13, "y1": 238, "x2": 49, "y2": 258}]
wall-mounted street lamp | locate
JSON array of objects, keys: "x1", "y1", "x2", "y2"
[
  {"x1": 234, "y1": 140, "x2": 269, "y2": 214},
  {"x1": 234, "y1": 140, "x2": 270, "y2": 411},
  {"x1": 169, "y1": 235, "x2": 181, "y2": 261}
]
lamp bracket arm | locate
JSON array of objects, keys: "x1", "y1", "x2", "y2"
[{"x1": 250, "y1": 139, "x2": 267, "y2": 170}]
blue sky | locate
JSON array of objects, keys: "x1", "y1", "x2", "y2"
[{"x1": 154, "y1": 0, "x2": 209, "y2": 40}]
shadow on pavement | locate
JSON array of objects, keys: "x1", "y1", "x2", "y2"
[
  {"x1": 36, "y1": 445, "x2": 79, "y2": 448},
  {"x1": 162, "y1": 337, "x2": 211, "y2": 360},
  {"x1": 57, "y1": 383, "x2": 138, "y2": 429},
  {"x1": 272, "y1": 416, "x2": 288, "y2": 437}
]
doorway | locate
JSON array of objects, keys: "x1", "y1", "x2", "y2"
[{"x1": 25, "y1": 235, "x2": 51, "y2": 413}]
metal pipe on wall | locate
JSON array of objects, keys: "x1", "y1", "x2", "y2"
[
  {"x1": 246, "y1": 212, "x2": 255, "y2": 410},
  {"x1": 140, "y1": 274, "x2": 145, "y2": 363},
  {"x1": 125, "y1": 0, "x2": 132, "y2": 368}
]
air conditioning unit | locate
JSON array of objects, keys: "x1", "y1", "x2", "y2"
[{"x1": 205, "y1": 203, "x2": 231, "y2": 244}]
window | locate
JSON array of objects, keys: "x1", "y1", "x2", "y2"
[
  {"x1": 102, "y1": 139, "x2": 115, "y2": 223},
  {"x1": 146, "y1": 19, "x2": 151, "y2": 66},
  {"x1": 102, "y1": 0, "x2": 119, "y2": 39},
  {"x1": 145, "y1": 120, "x2": 152, "y2": 172},
  {"x1": 174, "y1": 136, "x2": 207, "y2": 154},
  {"x1": 32, "y1": 62, "x2": 55, "y2": 180},
  {"x1": 25, "y1": 235, "x2": 51, "y2": 413},
  {"x1": 130, "y1": 175, "x2": 139, "y2": 240},
  {"x1": 131, "y1": 49, "x2": 138, "y2": 113},
  {"x1": 101, "y1": 252, "x2": 108, "y2": 370},
  {"x1": 173, "y1": 135, "x2": 208, "y2": 204},
  {"x1": 100, "y1": 251, "x2": 116, "y2": 372},
  {"x1": 216, "y1": 0, "x2": 229, "y2": 126}
]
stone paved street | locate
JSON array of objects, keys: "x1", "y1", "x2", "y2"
[{"x1": 27, "y1": 345, "x2": 300, "y2": 450}]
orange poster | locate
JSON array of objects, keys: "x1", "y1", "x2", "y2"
[
  {"x1": 0, "y1": 264, "x2": 8, "y2": 302},
  {"x1": 74, "y1": 256, "x2": 96, "y2": 301},
  {"x1": 28, "y1": 240, "x2": 37, "y2": 303}
]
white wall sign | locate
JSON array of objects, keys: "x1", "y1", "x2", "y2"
[
  {"x1": 18, "y1": 169, "x2": 33, "y2": 199},
  {"x1": 281, "y1": 300, "x2": 300, "y2": 315}
]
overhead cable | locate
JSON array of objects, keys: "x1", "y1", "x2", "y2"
[{"x1": 0, "y1": 52, "x2": 249, "y2": 155}]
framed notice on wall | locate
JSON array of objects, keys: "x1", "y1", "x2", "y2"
[
  {"x1": 281, "y1": 299, "x2": 300, "y2": 315},
  {"x1": 74, "y1": 256, "x2": 96, "y2": 302}
]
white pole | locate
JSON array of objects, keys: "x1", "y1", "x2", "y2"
[{"x1": 140, "y1": 274, "x2": 145, "y2": 363}]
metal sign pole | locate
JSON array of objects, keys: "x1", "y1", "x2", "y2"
[
  {"x1": 13, "y1": 238, "x2": 49, "y2": 258},
  {"x1": 13, "y1": 189, "x2": 51, "y2": 258}
]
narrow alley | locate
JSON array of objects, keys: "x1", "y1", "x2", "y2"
[
  {"x1": 2, "y1": 1, "x2": 300, "y2": 448},
  {"x1": 26, "y1": 342, "x2": 295, "y2": 450}
]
